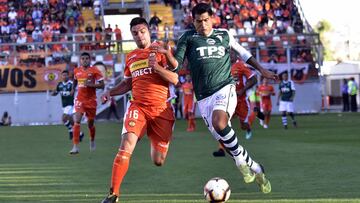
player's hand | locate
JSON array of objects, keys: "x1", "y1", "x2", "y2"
[
  {"x1": 261, "y1": 69, "x2": 278, "y2": 81},
  {"x1": 149, "y1": 53, "x2": 161, "y2": 71},
  {"x1": 150, "y1": 41, "x2": 170, "y2": 55},
  {"x1": 101, "y1": 91, "x2": 111, "y2": 104}
]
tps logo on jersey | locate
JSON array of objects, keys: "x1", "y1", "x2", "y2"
[
  {"x1": 196, "y1": 46, "x2": 225, "y2": 58},
  {"x1": 206, "y1": 38, "x2": 216, "y2": 45}
]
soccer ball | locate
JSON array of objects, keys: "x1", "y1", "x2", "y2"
[{"x1": 203, "y1": 177, "x2": 231, "y2": 203}]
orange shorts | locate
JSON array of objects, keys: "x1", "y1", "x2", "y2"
[
  {"x1": 74, "y1": 99, "x2": 96, "y2": 120},
  {"x1": 234, "y1": 98, "x2": 250, "y2": 123},
  {"x1": 261, "y1": 101, "x2": 272, "y2": 112},
  {"x1": 183, "y1": 99, "x2": 195, "y2": 113},
  {"x1": 123, "y1": 102, "x2": 175, "y2": 153}
]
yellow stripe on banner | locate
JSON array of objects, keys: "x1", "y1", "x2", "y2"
[{"x1": 129, "y1": 59, "x2": 148, "y2": 72}]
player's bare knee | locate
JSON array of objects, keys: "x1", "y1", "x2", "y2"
[
  {"x1": 212, "y1": 112, "x2": 228, "y2": 132},
  {"x1": 119, "y1": 133, "x2": 138, "y2": 153}
]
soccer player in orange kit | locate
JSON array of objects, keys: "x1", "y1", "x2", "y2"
[
  {"x1": 257, "y1": 78, "x2": 275, "y2": 128},
  {"x1": 101, "y1": 17, "x2": 179, "y2": 203},
  {"x1": 69, "y1": 52, "x2": 104, "y2": 154},
  {"x1": 181, "y1": 74, "x2": 196, "y2": 131},
  {"x1": 213, "y1": 59, "x2": 257, "y2": 156}
]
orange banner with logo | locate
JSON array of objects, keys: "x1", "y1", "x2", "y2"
[{"x1": 0, "y1": 64, "x2": 67, "y2": 92}]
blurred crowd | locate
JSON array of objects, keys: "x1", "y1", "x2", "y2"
[{"x1": 154, "y1": 0, "x2": 314, "y2": 63}]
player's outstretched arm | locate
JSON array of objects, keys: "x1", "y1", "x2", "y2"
[
  {"x1": 229, "y1": 31, "x2": 277, "y2": 81},
  {"x1": 110, "y1": 78, "x2": 132, "y2": 96},
  {"x1": 85, "y1": 79, "x2": 105, "y2": 89},
  {"x1": 101, "y1": 78, "x2": 132, "y2": 104},
  {"x1": 246, "y1": 57, "x2": 278, "y2": 81}
]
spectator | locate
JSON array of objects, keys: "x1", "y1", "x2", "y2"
[
  {"x1": 8, "y1": 7, "x2": 17, "y2": 21},
  {"x1": 342, "y1": 79, "x2": 349, "y2": 112},
  {"x1": 150, "y1": 24, "x2": 158, "y2": 41},
  {"x1": 85, "y1": 23, "x2": 93, "y2": 41},
  {"x1": 104, "y1": 24, "x2": 112, "y2": 49},
  {"x1": 32, "y1": 26, "x2": 43, "y2": 42},
  {"x1": 149, "y1": 12, "x2": 162, "y2": 27},
  {"x1": 114, "y1": 24, "x2": 122, "y2": 52},
  {"x1": 0, "y1": 111, "x2": 11, "y2": 126},
  {"x1": 94, "y1": 4, "x2": 100, "y2": 20},
  {"x1": 173, "y1": 21, "x2": 180, "y2": 38},
  {"x1": 163, "y1": 22, "x2": 170, "y2": 41},
  {"x1": 348, "y1": 77, "x2": 358, "y2": 112}
]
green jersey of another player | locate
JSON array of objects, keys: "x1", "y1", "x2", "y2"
[
  {"x1": 51, "y1": 70, "x2": 80, "y2": 141},
  {"x1": 55, "y1": 77, "x2": 74, "y2": 107},
  {"x1": 277, "y1": 71, "x2": 297, "y2": 129},
  {"x1": 153, "y1": 3, "x2": 277, "y2": 194},
  {"x1": 175, "y1": 29, "x2": 234, "y2": 100}
]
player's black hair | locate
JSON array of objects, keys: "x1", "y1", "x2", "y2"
[
  {"x1": 80, "y1": 52, "x2": 90, "y2": 57},
  {"x1": 130, "y1": 17, "x2": 149, "y2": 30},
  {"x1": 192, "y1": 3, "x2": 213, "y2": 18},
  {"x1": 62, "y1": 70, "x2": 69, "y2": 74}
]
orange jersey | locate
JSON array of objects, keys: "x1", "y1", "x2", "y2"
[
  {"x1": 74, "y1": 66, "x2": 103, "y2": 105},
  {"x1": 181, "y1": 81, "x2": 194, "y2": 102},
  {"x1": 257, "y1": 84, "x2": 274, "y2": 104},
  {"x1": 124, "y1": 44, "x2": 170, "y2": 107},
  {"x1": 231, "y1": 61, "x2": 255, "y2": 100}
]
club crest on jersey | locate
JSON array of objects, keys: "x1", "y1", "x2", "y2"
[
  {"x1": 128, "y1": 121, "x2": 136, "y2": 127},
  {"x1": 206, "y1": 38, "x2": 216, "y2": 45}
]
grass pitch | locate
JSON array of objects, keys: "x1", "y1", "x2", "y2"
[{"x1": 0, "y1": 113, "x2": 359, "y2": 203}]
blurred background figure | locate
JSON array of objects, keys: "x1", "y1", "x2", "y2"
[
  {"x1": 348, "y1": 77, "x2": 358, "y2": 112},
  {"x1": 0, "y1": 111, "x2": 11, "y2": 126},
  {"x1": 341, "y1": 79, "x2": 349, "y2": 112}
]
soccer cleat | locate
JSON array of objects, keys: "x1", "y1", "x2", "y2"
[
  {"x1": 263, "y1": 124, "x2": 268, "y2": 129},
  {"x1": 238, "y1": 164, "x2": 255, "y2": 183},
  {"x1": 80, "y1": 132, "x2": 85, "y2": 142},
  {"x1": 255, "y1": 173, "x2": 271, "y2": 194},
  {"x1": 101, "y1": 194, "x2": 118, "y2": 203},
  {"x1": 212, "y1": 149, "x2": 226, "y2": 157},
  {"x1": 245, "y1": 131, "x2": 252, "y2": 140},
  {"x1": 90, "y1": 140, "x2": 96, "y2": 151},
  {"x1": 69, "y1": 145, "x2": 79, "y2": 155}
]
